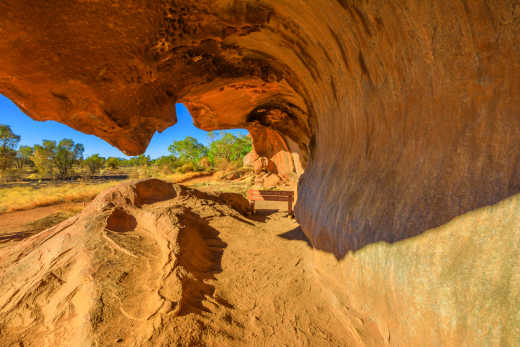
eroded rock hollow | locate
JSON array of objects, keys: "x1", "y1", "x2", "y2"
[
  {"x1": 1, "y1": 1, "x2": 519, "y2": 344},
  {"x1": 2, "y1": 0, "x2": 519, "y2": 254}
]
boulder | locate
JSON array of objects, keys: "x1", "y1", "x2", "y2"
[
  {"x1": 252, "y1": 157, "x2": 277, "y2": 175},
  {"x1": 212, "y1": 192, "x2": 251, "y2": 215},
  {"x1": 263, "y1": 174, "x2": 281, "y2": 188},
  {"x1": 0, "y1": 179, "x2": 247, "y2": 346},
  {"x1": 242, "y1": 151, "x2": 259, "y2": 168}
]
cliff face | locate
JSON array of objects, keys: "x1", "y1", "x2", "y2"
[
  {"x1": 1, "y1": 1, "x2": 519, "y2": 343},
  {"x1": 2, "y1": 1, "x2": 519, "y2": 254}
]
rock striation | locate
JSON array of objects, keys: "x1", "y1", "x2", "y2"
[
  {"x1": 1, "y1": 1, "x2": 519, "y2": 344},
  {"x1": 0, "y1": 179, "x2": 250, "y2": 346},
  {"x1": 2, "y1": 1, "x2": 518, "y2": 254}
]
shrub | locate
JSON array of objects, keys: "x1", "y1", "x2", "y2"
[
  {"x1": 0, "y1": 125, "x2": 20, "y2": 177},
  {"x1": 83, "y1": 154, "x2": 105, "y2": 176},
  {"x1": 176, "y1": 162, "x2": 195, "y2": 174}
]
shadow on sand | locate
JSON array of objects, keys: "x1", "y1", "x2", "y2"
[{"x1": 277, "y1": 226, "x2": 313, "y2": 248}]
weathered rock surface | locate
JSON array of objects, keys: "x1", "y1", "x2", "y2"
[
  {"x1": 248, "y1": 126, "x2": 303, "y2": 180},
  {"x1": 242, "y1": 149, "x2": 258, "y2": 168},
  {"x1": 0, "y1": 179, "x2": 385, "y2": 346},
  {"x1": 315, "y1": 192, "x2": 520, "y2": 346},
  {"x1": 263, "y1": 173, "x2": 281, "y2": 188},
  {"x1": 2, "y1": 0, "x2": 518, "y2": 254},
  {"x1": 0, "y1": 180, "x2": 247, "y2": 346},
  {"x1": 1, "y1": 0, "x2": 520, "y2": 344}
]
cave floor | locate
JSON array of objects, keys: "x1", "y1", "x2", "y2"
[
  {"x1": 130, "y1": 205, "x2": 385, "y2": 346},
  {"x1": 0, "y1": 195, "x2": 384, "y2": 346}
]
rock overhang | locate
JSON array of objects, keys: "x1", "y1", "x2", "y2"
[
  {"x1": 0, "y1": 0, "x2": 519, "y2": 257},
  {"x1": 1, "y1": 1, "x2": 520, "y2": 344}
]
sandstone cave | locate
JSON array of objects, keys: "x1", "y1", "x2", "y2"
[{"x1": 0, "y1": 1, "x2": 519, "y2": 345}]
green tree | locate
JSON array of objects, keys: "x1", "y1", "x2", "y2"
[
  {"x1": 155, "y1": 155, "x2": 177, "y2": 169},
  {"x1": 15, "y1": 145, "x2": 34, "y2": 169},
  {"x1": 31, "y1": 139, "x2": 84, "y2": 179},
  {"x1": 136, "y1": 154, "x2": 150, "y2": 167},
  {"x1": 105, "y1": 157, "x2": 121, "y2": 170},
  {"x1": 168, "y1": 136, "x2": 207, "y2": 168},
  {"x1": 84, "y1": 154, "x2": 105, "y2": 176},
  {"x1": 117, "y1": 158, "x2": 132, "y2": 167},
  {"x1": 0, "y1": 125, "x2": 21, "y2": 174},
  {"x1": 32, "y1": 140, "x2": 56, "y2": 178},
  {"x1": 207, "y1": 133, "x2": 252, "y2": 164},
  {"x1": 231, "y1": 134, "x2": 252, "y2": 161},
  {"x1": 54, "y1": 139, "x2": 84, "y2": 179},
  {"x1": 126, "y1": 154, "x2": 150, "y2": 167}
]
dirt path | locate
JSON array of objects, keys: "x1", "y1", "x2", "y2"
[
  {"x1": 202, "y1": 211, "x2": 383, "y2": 346},
  {"x1": 0, "y1": 202, "x2": 84, "y2": 234},
  {"x1": 178, "y1": 173, "x2": 217, "y2": 185}
]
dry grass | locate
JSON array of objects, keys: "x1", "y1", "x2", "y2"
[
  {"x1": 162, "y1": 170, "x2": 214, "y2": 183},
  {"x1": 0, "y1": 171, "x2": 215, "y2": 214},
  {"x1": 188, "y1": 175, "x2": 254, "y2": 196},
  {"x1": 0, "y1": 180, "x2": 126, "y2": 213}
]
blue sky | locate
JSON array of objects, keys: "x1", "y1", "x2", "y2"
[{"x1": 0, "y1": 94, "x2": 247, "y2": 159}]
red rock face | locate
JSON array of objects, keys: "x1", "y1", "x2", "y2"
[
  {"x1": 1, "y1": 1, "x2": 520, "y2": 344},
  {"x1": 246, "y1": 126, "x2": 302, "y2": 181},
  {"x1": 242, "y1": 149, "x2": 258, "y2": 168},
  {"x1": 1, "y1": 1, "x2": 519, "y2": 255}
]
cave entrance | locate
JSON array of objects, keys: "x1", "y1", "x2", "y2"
[
  {"x1": 0, "y1": 90, "x2": 302, "y2": 197},
  {"x1": 0, "y1": 95, "x2": 254, "y2": 185}
]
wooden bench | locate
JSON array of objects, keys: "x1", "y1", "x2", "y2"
[{"x1": 247, "y1": 189, "x2": 295, "y2": 215}]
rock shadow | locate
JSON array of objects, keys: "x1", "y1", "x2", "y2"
[
  {"x1": 247, "y1": 209, "x2": 278, "y2": 223},
  {"x1": 277, "y1": 226, "x2": 313, "y2": 248},
  {"x1": 176, "y1": 209, "x2": 229, "y2": 316},
  {"x1": 105, "y1": 208, "x2": 137, "y2": 232}
]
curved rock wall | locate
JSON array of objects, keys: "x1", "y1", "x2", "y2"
[
  {"x1": 2, "y1": 1, "x2": 518, "y2": 254},
  {"x1": 294, "y1": 0, "x2": 520, "y2": 256},
  {"x1": 0, "y1": 0, "x2": 519, "y2": 343},
  {"x1": 247, "y1": 125, "x2": 303, "y2": 180},
  {"x1": 315, "y1": 193, "x2": 520, "y2": 346}
]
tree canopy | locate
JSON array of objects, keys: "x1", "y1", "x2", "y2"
[
  {"x1": 168, "y1": 136, "x2": 208, "y2": 167},
  {"x1": 30, "y1": 139, "x2": 84, "y2": 179},
  {"x1": 0, "y1": 125, "x2": 20, "y2": 173},
  {"x1": 207, "y1": 133, "x2": 252, "y2": 164},
  {"x1": 54, "y1": 139, "x2": 84, "y2": 178},
  {"x1": 0, "y1": 125, "x2": 252, "y2": 181},
  {"x1": 84, "y1": 154, "x2": 105, "y2": 176}
]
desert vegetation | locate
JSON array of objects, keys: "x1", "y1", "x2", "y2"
[
  {"x1": 0, "y1": 126, "x2": 253, "y2": 212},
  {"x1": 0, "y1": 125, "x2": 251, "y2": 182}
]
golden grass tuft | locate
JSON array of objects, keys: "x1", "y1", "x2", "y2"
[
  {"x1": 0, "y1": 171, "x2": 215, "y2": 214},
  {"x1": 159, "y1": 170, "x2": 214, "y2": 183},
  {"x1": 0, "y1": 181, "x2": 126, "y2": 213}
]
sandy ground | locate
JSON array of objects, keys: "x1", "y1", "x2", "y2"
[
  {"x1": 206, "y1": 211, "x2": 382, "y2": 346},
  {"x1": 0, "y1": 173, "x2": 225, "y2": 238},
  {"x1": 0, "y1": 202, "x2": 84, "y2": 233},
  {"x1": 2, "y1": 177, "x2": 518, "y2": 345},
  {"x1": 0, "y1": 179, "x2": 383, "y2": 346}
]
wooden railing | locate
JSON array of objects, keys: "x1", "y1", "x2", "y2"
[{"x1": 247, "y1": 189, "x2": 294, "y2": 215}]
